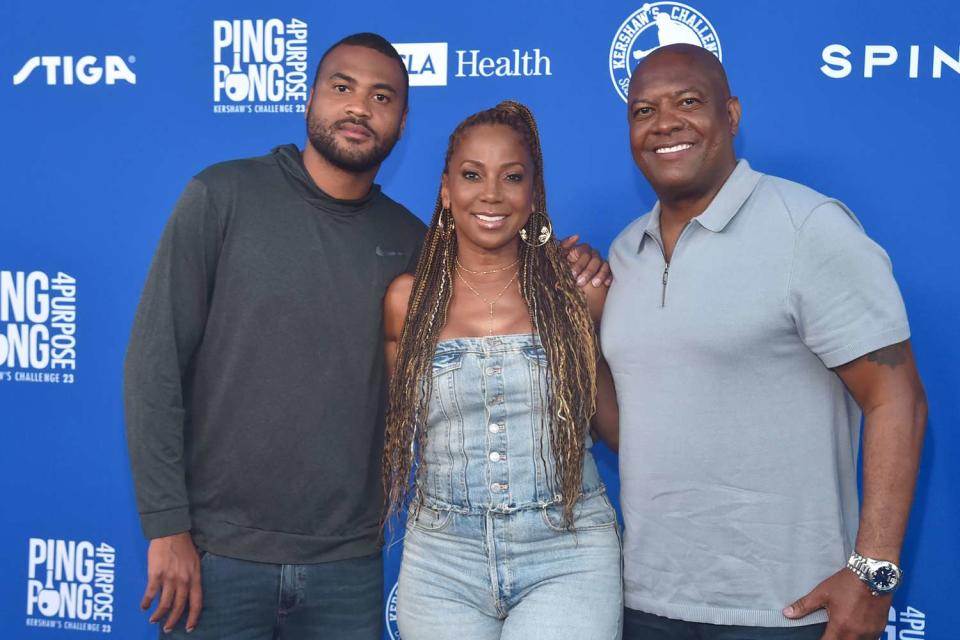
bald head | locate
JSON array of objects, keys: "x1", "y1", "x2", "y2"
[{"x1": 630, "y1": 44, "x2": 731, "y2": 100}]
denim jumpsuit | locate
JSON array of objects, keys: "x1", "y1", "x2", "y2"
[{"x1": 397, "y1": 334, "x2": 623, "y2": 640}]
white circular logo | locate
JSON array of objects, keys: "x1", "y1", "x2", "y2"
[
  {"x1": 609, "y1": 2, "x2": 722, "y2": 102},
  {"x1": 385, "y1": 581, "x2": 401, "y2": 640}
]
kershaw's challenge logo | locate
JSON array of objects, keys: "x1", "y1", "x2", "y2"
[
  {"x1": 609, "y1": 2, "x2": 721, "y2": 102},
  {"x1": 0, "y1": 271, "x2": 77, "y2": 385},
  {"x1": 26, "y1": 538, "x2": 116, "y2": 633},
  {"x1": 385, "y1": 581, "x2": 401, "y2": 639},
  {"x1": 213, "y1": 18, "x2": 309, "y2": 114}
]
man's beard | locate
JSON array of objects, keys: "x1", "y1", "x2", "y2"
[{"x1": 307, "y1": 114, "x2": 400, "y2": 174}]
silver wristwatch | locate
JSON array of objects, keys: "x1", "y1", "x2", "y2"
[{"x1": 846, "y1": 551, "x2": 902, "y2": 596}]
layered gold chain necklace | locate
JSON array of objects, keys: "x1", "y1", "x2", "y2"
[
  {"x1": 455, "y1": 256, "x2": 519, "y2": 275},
  {"x1": 455, "y1": 258, "x2": 521, "y2": 336}
]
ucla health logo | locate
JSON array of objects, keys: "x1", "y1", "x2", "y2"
[
  {"x1": 393, "y1": 42, "x2": 551, "y2": 87},
  {"x1": 0, "y1": 271, "x2": 77, "y2": 385},
  {"x1": 213, "y1": 18, "x2": 309, "y2": 114},
  {"x1": 26, "y1": 538, "x2": 116, "y2": 633},
  {"x1": 609, "y1": 2, "x2": 721, "y2": 102},
  {"x1": 393, "y1": 43, "x2": 449, "y2": 87},
  {"x1": 12, "y1": 56, "x2": 135, "y2": 86},
  {"x1": 385, "y1": 581, "x2": 401, "y2": 639}
]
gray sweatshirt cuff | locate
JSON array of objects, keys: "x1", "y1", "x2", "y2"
[{"x1": 140, "y1": 507, "x2": 192, "y2": 539}]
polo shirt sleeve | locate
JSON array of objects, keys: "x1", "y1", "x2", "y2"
[{"x1": 787, "y1": 201, "x2": 910, "y2": 369}]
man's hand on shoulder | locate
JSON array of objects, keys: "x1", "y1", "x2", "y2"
[
  {"x1": 560, "y1": 235, "x2": 613, "y2": 289},
  {"x1": 783, "y1": 566, "x2": 891, "y2": 640},
  {"x1": 142, "y1": 531, "x2": 203, "y2": 633}
]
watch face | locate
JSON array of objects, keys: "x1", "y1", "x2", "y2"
[{"x1": 872, "y1": 565, "x2": 899, "y2": 591}]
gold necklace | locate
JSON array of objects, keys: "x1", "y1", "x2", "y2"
[
  {"x1": 455, "y1": 256, "x2": 520, "y2": 275},
  {"x1": 455, "y1": 266, "x2": 520, "y2": 335}
]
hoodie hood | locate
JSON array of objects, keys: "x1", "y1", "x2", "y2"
[{"x1": 272, "y1": 143, "x2": 382, "y2": 216}]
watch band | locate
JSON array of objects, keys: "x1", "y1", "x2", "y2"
[{"x1": 846, "y1": 551, "x2": 902, "y2": 596}]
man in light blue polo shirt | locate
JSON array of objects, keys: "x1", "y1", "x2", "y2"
[{"x1": 601, "y1": 44, "x2": 927, "y2": 640}]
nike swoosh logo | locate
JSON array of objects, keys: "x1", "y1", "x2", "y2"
[{"x1": 376, "y1": 246, "x2": 406, "y2": 257}]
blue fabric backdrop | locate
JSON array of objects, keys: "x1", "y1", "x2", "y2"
[{"x1": 2, "y1": 1, "x2": 956, "y2": 638}]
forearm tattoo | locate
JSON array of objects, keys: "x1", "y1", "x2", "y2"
[{"x1": 865, "y1": 341, "x2": 908, "y2": 369}]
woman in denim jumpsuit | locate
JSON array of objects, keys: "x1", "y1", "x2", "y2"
[{"x1": 383, "y1": 101, "x2": 622, "y2": 639}]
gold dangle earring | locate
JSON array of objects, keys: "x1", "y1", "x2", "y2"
[
  {"x1": 519, "y1": 212, "x2": 552, "y2": 247},
  {"x1": 438, "y1": 207, "x2": 455, "y2": 236}
]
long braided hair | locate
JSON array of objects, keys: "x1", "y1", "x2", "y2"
[{"x1": 383, "y1": 100, "x2": 598, "y2": 527}]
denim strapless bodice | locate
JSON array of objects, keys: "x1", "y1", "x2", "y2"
[{"x1": 419, "y1": 333, "x2": 603, "y2": 514}]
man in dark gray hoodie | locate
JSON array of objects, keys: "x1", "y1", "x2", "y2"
[{"x1": 125, "y1": 33, "x2": 609, "y2": 640}]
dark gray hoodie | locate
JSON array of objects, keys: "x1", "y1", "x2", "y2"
[{"x1": 124, "y1": 144, "x2": 424, "y2": 563}]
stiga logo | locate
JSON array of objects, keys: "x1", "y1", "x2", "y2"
[
  {"x1": 609, "y1": 2, "x2": 721, "y2": 102},
  {"x1": 884, "y1": 605, "x2": 926, "y2": 639},
  {"x1": 0, "y1": 271, "x2": 77, "y2": 385},
  {"x1": 25, "y1": 538, "x2": 116, "y2": 634},
  {"x1": 393, "y1": 43, "x2": 448, "y2": 87},
  {"x1": 12, "y1": 56, "x2": 136, "y2": 86},
  {"x1": 385, "y1": 581, "x2": 401, "y2": 639},
  {"x1": 213, "y1": 18, "x2": 309, "y2": 114}
]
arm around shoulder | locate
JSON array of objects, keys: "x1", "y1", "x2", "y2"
[
  {"x1": 580, "y1": 283, "x2": 619, "y2": 450},
  {"x1": 591, "y1": 356, "x2": 619, "y2": 452},
  {"x1": 383, "y1": 273, "x2": 415, "y2": 378}
]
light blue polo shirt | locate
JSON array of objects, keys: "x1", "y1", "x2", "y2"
[{"x1": 601, "y1": 160, "x2": 910, "y2": 627}]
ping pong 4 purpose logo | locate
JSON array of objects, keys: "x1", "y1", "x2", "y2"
[
  {"x1": 884, "y1": 604, "x2": 926, "y2": 639},
  {"x1": 25, "y1": 538, "x2": 116, "y2": 634},
  {"x1": 212, "y1": 17, "x2": 309, "y2": 114},
  {"x1": 0, "y1": 270, "x2": 77, "y2": 384}
]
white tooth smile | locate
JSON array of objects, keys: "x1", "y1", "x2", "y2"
[
  {"x1": 476, "y1": 214, "x2": 506, "y2": 222},
  {"x1": 655, "y1": 143, "x2": 693, "y2": 154}
]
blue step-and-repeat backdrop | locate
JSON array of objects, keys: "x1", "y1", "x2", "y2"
[{"x1": 2, "y1": 1, "x2": 957, "y2": 638}]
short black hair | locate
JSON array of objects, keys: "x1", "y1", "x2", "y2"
[{"x1": 313, "y1": 32, "x2": 409, "y2": 108}]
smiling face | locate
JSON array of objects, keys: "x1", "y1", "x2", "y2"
[
  {"x1": 441, "y1": 124, "x2": 535, "y2": 254},
  {"x1": 306, "y1": 44, "x2": 407, "y2": 173},
  {"x1": 627, "y1": 45, "x2": 740, "y2": 202}
]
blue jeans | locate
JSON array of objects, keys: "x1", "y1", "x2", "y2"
[
  {"x1": 165, "y1": 550, "x2": 383, "y2": 639},
  {"x1": 396, "y1": 334, "x2": 623, "y2": 639},
  {"x1": 623, "y1": 609, "x2": 827, "y2": 640},
  {"x1": 397, "y1": 493, "x2": 623, "y2": 640}
]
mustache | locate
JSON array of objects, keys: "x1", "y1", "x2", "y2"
[{"x1": 334, "y1": 117, "x2": 376, "y2": 138}]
